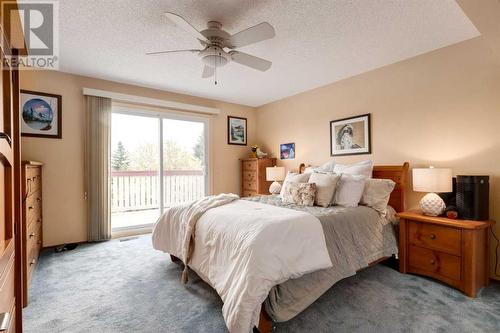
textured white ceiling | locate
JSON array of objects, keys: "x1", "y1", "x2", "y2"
[{"x1": 59, "y1": 0, "x2": 479, "y2": 107}]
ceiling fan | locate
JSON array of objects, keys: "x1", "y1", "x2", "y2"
[{"x1": 147, "y1": 12, "x2": 275, "y2": 83}]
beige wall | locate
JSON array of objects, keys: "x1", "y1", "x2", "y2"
[
  {"x1": 20, "y1": 70, "x2": 256, "y2": 246},
  {"x1": 256, "y1": 36, "x2": 500, "y2": 278},
  {"x1": 20, "y1": 1, "x2": 500, "y2": 277}
]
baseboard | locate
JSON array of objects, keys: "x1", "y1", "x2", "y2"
[{"x1": 112, "y1": 227, "x2": 152, "y2": 239}]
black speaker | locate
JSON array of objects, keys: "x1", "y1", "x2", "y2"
[{"x1": 456, "y1": 175, "x2": 489, "y2": 220}]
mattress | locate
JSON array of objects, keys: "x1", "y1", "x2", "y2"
[{"x1": 243, "y1": 195, "x2": 398, "y2": 322}]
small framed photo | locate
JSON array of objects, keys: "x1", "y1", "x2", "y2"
[
  {"x1": 280, "y1": 142, "x2": 295, "y2": 159},
  {"x1": 21, "y1": 90, "x2": 62, "y2": 139},
  {"x1": 330, "y1": 113, "x2": 371, "y2": 156},
  {"x1": 227, "y1": 116, "x2": 247, "y2": 145}
]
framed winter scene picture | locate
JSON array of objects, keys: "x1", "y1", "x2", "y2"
[
  {"x1": 21, "y1": 90, "x2": 62, "y2": 138},
  {"x1": 227, "y1": 116, "x2": 247, "y2": 145}
]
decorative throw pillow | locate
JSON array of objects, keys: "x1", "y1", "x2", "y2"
[
  {"x1": 280, "y1": 172, "x2": 311, "y2": 197},
  {"x1": 360, "y1": 178, "x2": 396, "y2": 216},
  {"x1": 333, "y1": 174, "x2": 366, "y2": 207},
  {"x1": 283, "y1": 182, "x2": 317, "y2": 206},
  {"x1": 333, "y1": 160, "x2": 373, "y2": 178},
  {"x1": 308, "y1": 172, "x2": 340, "y2": 207}
]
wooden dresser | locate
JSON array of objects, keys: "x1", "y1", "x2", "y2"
[
  {"x1": 22, "y1": 161, "x2": 43, "y2": 306},
  {"x1": 399, "y1": 211, "x2": 494, "y2": 297},
  {"x1": 240, "y1": 158, "x2": 276, "y2": 197}
]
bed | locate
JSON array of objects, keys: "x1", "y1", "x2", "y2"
[{"x1": 153, "y1": 162, "x2": 409, "y2": 333}]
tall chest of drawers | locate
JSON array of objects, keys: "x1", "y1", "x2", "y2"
[
  {"x1": 22, "y1": 161, "x2": 43, "y2": 306},
  {"x1": 240, "y1": 158, "x2": 276, "y2": 197}
]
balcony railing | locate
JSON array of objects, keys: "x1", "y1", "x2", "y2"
[{"x1": 111, "y1": 170, "x2": 204, "y2": 213}]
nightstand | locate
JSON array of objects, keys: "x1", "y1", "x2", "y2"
[{"x1": 398, "y1": 211, "x2": 495, "y2": 297}]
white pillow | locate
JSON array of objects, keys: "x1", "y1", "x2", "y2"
[
  {"x1": 280, "y1": 172, "x2": 311, "y2": 197},
  {"x1": 304, "y1": 161, "x2": 336, "y2": 174},
  {"x1": 308, "y1": 172, "x2": 340, "y2": 207},
  {"x1": 317, "y1": 160, "x2": 336, "y2": 173},
  {"x1": 303, "y1": 166, "x2": 317, "y2": 174},
  {"x1": 333, "y1": 160, "x2": 373, "y2": 178},
  {"x1": 333, "y1": 174, "x2": 366, "y2": 207},
  {"x1": 360, "y1": 178, "x2": 396, "y2": 216}
]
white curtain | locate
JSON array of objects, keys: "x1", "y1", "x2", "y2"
[{"x1": 85, "y1": 95, "x2": 112, "y2": 241}]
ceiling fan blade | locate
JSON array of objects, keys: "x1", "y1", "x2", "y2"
[
  {"x1": 228, "y1": 22, "x2": 275, "y2": 48},
  {"x1": 230, "y1": 51, "x2": 272, "y2": 71},
  {"x1": 202, "y1": 65, "x2": 215, "y2": 78},
  {"x1": 164, "y1": 12, "x2": 209, "y2": 43},
  {"x1": 146, "y1": 49, "x2": 200, "y2": 56}
]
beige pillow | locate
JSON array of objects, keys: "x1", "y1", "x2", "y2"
[
  {"x1": 280, "y1": 172, "x2": 311, "y2": 197},
  {"x1": 308, "y1": 172, "x2": 340, "y2": 207},
  {"x1": 282, "y1": 182, "x2": 316, "y2": 206},
  {"x1": 360, "y1": 178, "x2": 396, "y2": 215}
]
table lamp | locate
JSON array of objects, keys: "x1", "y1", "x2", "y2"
[
  {"x1": 266, "y1": 166, "x2": 286, "y2": 194},
  {"x1": 413, "y1": 167, "x2": 452, "y2": 216}
]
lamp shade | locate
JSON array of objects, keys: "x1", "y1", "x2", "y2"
[
  {"x1": 413, "y1": 168, "x2": 452, "y2": 193},
  {"x1": 266, "y1": 166, "x2": 286, "y2": 181}
]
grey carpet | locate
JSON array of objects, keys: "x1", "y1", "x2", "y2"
[{"x1": 24, "y1": 235, "x2": 500, "y2": 333}]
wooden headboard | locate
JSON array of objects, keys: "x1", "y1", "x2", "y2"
[{"x1": 298, "y1": 162, "x2": 409, "y2": 212}]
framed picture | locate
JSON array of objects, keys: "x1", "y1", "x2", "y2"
[
  {"x1": 227, "y1": 116, "x2": 247, "y2": 145},
  {"x1": 280, "y1": 143, "x2": 295, "y2": 159},
  {"x1": 330, "y1": 113, "x2": 371, "y2": 156},
  {"x1": 21, "y1": 90, "x2": 62, "y2": 138}
]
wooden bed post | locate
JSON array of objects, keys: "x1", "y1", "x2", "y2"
[
  {"x1": 170, "y1": 254, "x2": 182, "y2": 264},
  {"x1": 257, "y1": 305, "x2": 273, "y2": 333}
]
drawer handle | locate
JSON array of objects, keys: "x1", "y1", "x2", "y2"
[
  {"x1": 429, "y1": 233, "x2": 436, "y2": 240},
  {"x1": 429, "y1": 259, "x2": 436, "y2": 265},
  {"x1": 28, "y1": 206, "x2": 34, "y2": 210},
  {"x1": 37, "y1": 240, "x2": 42, "y2": 245},
  {"x1": 30, "y1": 259, "x2": 36, "y2": 266},
  {"x1": 37, "y1": 218, "x2": 42, "y2": 223},
  {"x1": 29, "y1": 232, "x2": 36, "y2": 238},
  {"x1": 37, "y1": 197, "x2": 41, "y2": 202},
  {"x1": 0, "y1": 312, "x2": 11, "y2": 331}
]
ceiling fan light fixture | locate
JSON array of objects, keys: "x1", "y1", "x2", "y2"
[
  {"x1": 149, "y1": 13, "x2": 275, "y2": 83},
  {"x1": 201, "y1": 54, "x2": 228, "y2": 67}
]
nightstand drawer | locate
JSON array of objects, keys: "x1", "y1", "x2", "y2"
[
  {"x1": 408, "y1": 221, "x2": 461, "y2": 256},
  {"x1": 409, "y1": 245, "x2": 461, "y2": 281}
]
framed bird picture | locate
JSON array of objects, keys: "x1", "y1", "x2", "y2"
[{"x1": 330, "y1": 114, "x2": 371, "y2": 156}]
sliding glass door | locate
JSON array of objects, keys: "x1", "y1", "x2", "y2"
[
  {"x1": 162, "y1": 118, "x2": 206, "y2": 208},
  {"x1": 111, "y1": 108, "x2": 208, "y2": 231}
]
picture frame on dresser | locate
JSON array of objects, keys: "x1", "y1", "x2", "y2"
[
  {"x1": 20, "y1": 90, "x2": 62, "y2": 139},
  {"x1": 330, "y1": 113, "x2": 371, "y2": 156}
]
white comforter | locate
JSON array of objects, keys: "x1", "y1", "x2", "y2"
[{"x1": 152, "y1": 198, "x2": 332, "y2": 333}]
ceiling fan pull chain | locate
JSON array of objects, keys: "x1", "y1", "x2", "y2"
[{"x1": 214, "y1": 47, "x2": 218, "y2": 85}]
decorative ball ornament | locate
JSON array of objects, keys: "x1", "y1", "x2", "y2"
[
  {"x1": 420, "y1": 192, "x2": 446, "y2": 216},
  {"x1": 269, "y1": 181, "x2": 282, "y2": 195}
]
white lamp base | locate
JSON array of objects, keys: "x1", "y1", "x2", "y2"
[
  {"x1": 269, "y1": 181, "x2": 282, "y2": 194},
  {"x1": 420, "y1": 192, "x2": 446, "y2": 216}
]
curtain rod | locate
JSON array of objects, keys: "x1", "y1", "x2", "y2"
[{"x1": 82, "y1": 88, "x2": 220, "y2": 115}]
